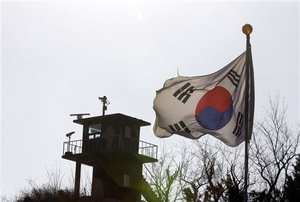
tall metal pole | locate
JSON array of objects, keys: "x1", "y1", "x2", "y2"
[{"x1": 242, "y1": 24, "x2": 253, "y2": 202}]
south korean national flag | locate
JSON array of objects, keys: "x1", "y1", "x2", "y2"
[{"x1": 153, "y1": 52, "x2": 254, "y2": 147}]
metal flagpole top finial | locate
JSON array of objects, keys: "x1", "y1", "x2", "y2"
[{"x1": 242, "y1": 24, "x2": 253, "y2": 35}]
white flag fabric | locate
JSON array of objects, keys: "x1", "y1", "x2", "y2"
[{"x1": 153, "y1": 52, "x2": 254, "y2": 147}]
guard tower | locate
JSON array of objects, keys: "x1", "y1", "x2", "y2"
[{"x1": 62, "y1": 113, "x2": 159, "y2": 202}]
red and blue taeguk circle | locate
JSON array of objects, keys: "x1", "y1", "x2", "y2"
[{"x1": 195, "y1": 86, "x2": 233, "y2": 130}]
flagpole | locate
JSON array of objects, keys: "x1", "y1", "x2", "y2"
[{"x1": 242, "y1": 24, "x2": 252, "y2": 202}]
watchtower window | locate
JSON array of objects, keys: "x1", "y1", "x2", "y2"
[
  {"x1": 125, "y1": 126, "x2": 131, "y2": 138},
  {"x1": 88, "y1": 123, "x2": 102, "y2": 139}
]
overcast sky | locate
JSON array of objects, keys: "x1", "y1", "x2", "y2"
[{"x1": 1, "y1": 0, "x2": 299, "y2": 199}]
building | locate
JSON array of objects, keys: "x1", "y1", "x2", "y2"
[{"x1": 62, "y1": 113, "x2": 159, "y2": 202}]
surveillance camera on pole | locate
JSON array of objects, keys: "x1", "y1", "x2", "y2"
[
  {"x1": 65, "y1": 131, "x2": 75, "y2": 154},
  {"x1": 66, "y1": 131, "x2": 75, "y2": 138},
  {"x1": 99, "y1": 96, "x2": 110, "y2": 115}
]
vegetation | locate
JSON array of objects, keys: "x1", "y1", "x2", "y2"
[
  {"x1": 8, "y1": 96, "x2": 300, "y2": 201},
  {"x1": 283, "y1": 155, "x2": 300, "y2": 200},
  {"x1": 9, "y1": 165, "x2": 90, "y2": 202},
  {"x1": 16, "y1": 186, "x2": 73, "y2": 202},
  {"x1": 145, "y1": 96, "x2": 300, "y2": 201}
]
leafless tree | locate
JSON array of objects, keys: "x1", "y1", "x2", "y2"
[
  {"x1": 218, "y1": 143, "x2": 244, "y2": 202},
  {"x1": 147, "y1": 138, "x2": 246, "y2": 202},
  {"x1": 179, "y1": 139, "x2": 244, "y2": 202},
  {"x1": 249, "y1": 96, "x2": 300, "y2": 200},
  {"x1": 145, "y1": 149, "x2": 188, "y2": 202},
  {"x1": 188, "y1": 140, "x2": 243, "y2": 202},
  {"x1": 147, "y1": 96, "x2": 300, "y2": 201}
]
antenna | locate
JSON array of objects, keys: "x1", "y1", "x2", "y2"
[
  {"x1": 99, "y1": 96, "x2": 110, "y2": 115},
  {"x1": 70, "y1": 113, "x2": 90, "y2": 120}
]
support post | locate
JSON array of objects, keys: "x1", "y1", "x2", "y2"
[{"x1": 74, "y1": 161, "x2": 81, "y2": 201}]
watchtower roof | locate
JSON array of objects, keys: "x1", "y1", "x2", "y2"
[{"x1": 73, "y1": 113, "x2": 151, "y2": 127}]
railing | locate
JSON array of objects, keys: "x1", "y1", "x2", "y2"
[
  {"x1": 63, "y1": 139, "x2": 83, "y2": 155},
  {"x1": 139, "y1": 140, "x2": 158, "y2": 160},
  {"x1": 63, "y1": 135, "x2": 158, "y2": 160}
]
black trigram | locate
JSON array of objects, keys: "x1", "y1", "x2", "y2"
[
  {"x1": 233, "y1": 112, "x2": 244, "y2": 137},
  {"x1": 173, "y1": 82, "x2": 195, "y2": 103},
  {"x1": 227, "y1": 70, "x2": 240, "y2": 87},
  {"x1": 169, "y1": 121, "x2": 191, "y2": 134}
]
